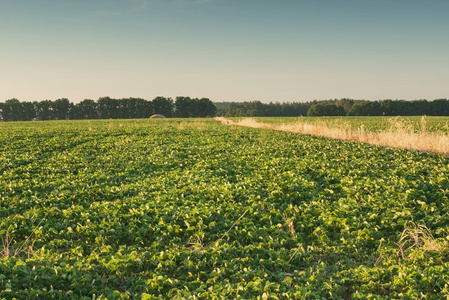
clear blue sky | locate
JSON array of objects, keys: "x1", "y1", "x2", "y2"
[{"x1": 1, "y1": 0, "x2": 448, "y2": 103}]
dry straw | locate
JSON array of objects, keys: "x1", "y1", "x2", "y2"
[
  {"x1": 397, "y1": 223, "x2": 448, "y2": 259},
  {"x1": 1, "y1": 208, "x2": 58, "y2": 258},
  {"x1": 215, "y1": 116, "x2": 449, "y2": 155}
]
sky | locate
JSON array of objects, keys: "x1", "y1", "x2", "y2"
[{"x1": 1, "y1": 0, "x2": 448, "y2": 103}]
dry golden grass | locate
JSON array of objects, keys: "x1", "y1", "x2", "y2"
[
  {"x1": 397, "y1": 223, "x2": 448, "y2": 259},
  {"x1": 215, "y1": 116, "x2": 449, "y2": 155},
  {"x1": 186, "y1": 234, "x2": 205, "y2": 254},
  {"x1": 282, "y1": 212, "x2": 296, "y2": 240},
  {"x1": 1, "y1": 229, "x2": 37, "y2": 259},
  {"x1": 1, "y1": 208, "x2": 57, "y2": 259}
]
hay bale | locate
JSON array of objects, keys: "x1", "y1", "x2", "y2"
[{"x1": 150, "y1": 114, "x2": 166, "y2": 119}]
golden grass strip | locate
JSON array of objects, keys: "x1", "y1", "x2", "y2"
[{"x1": 215, "y1": 117, "x2": 449, "y2": 155}]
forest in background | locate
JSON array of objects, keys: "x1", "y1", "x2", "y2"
[
  {"x1": 217, "y1": 98, "x2": 449, "y2": 117},
  {"x1": 1, "y1": 97, "x2": 449, "y2": 121},
  {"x1": 0, "y1": 97, "x2": 216, "y2": 121}
]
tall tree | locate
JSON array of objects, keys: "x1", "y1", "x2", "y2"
[
  {"x1": 152, "y1": 97, "x2": 174, "y2": 117},
  {"x1": 73, "y1": 99, "x2": 98, "y2": 119},
  {"x1": 97, "y1": 97, "x2": 119, "y2": 119},
  {"x1": 307, "y1": 103, "x2": 346, "y2": 116},
  {"x1": 2, "y1": 99, "x2": 22, "y2": 121},
  {"x1": 335, "y1": 98, "x2": 355, "y2": 114},
  {"x1": 133, "y1": 98, "x2": 153, "y2": 118},
  {"x1": 174, "y1": 97, "x2": 216, "y2": 117},
  {"x1": 22, "y1": 101, "x2": 36, "y2": 121},
  {"x1": 35, "y1": 100, "x2": 54, "y2": 120},
  {"x1": 196, "y1": 98, "x2": 216, "y2": 117},
  {"x1": 411, "y1": 100, "x2": 431, "y2": 116},
  {"x1": 174, "y1": 96, "x2": 191, "y2": 117},
  {"x1": 431, "y1": 99, "x2": 449, "y2": 116},
  {"x1": 52, "y1": 98, "x2": 71, "y2": 120},
  {"x1": 118, "y1": 98, "x2": 152, "y2": 119},
  {"x1": 348, "y1": 101, "x2": 382, "y2": 116}
]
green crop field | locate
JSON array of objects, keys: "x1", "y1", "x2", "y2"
[
  {"x1": 246, "y1": 116, "x2": 449, "y2": 133},
  {"x1": 1, "y1": 119, "x2": 449, "y2": 299}
]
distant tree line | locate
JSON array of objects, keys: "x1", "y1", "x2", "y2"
[
  {"x1": 2, "y1": 97, "x2": 449, "y2": 121},
  {"x1": 0, "y1": 96, "x2": 217, "y2": 121},
  {"x1": 346, "y1": 99, "x2": 449, "y2": 116},
  {"x1": 217, "y1": 98, "x2": 449, "y2": 117}
]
